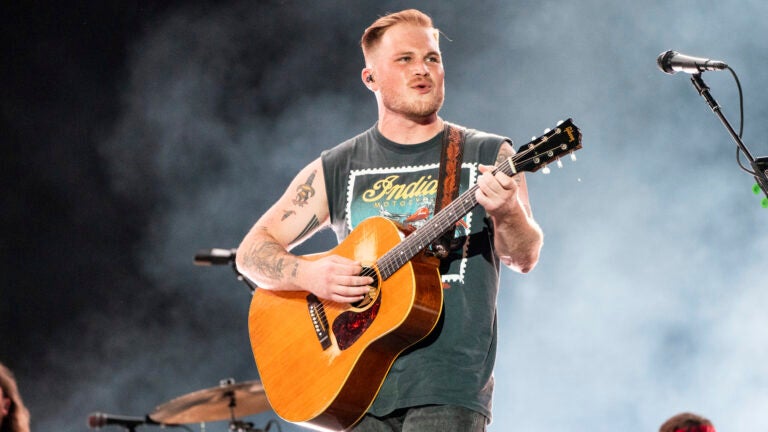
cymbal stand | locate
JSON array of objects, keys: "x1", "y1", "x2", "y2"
[
  {"x1": 228, "y1": 419, "x2": 281, "y2": 432},
  {"x1": 222, "y1": 386, "x2": 281, "y2": 432},
  {"x1": 223, "y1": 382, "x2": 257, "y2": 432}
]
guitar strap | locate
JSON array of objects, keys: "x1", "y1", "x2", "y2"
[{"x1": 429, "y1": 122, "x2": 465, "y2": 258}]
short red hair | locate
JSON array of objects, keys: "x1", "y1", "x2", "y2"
[{"x1": 360, "y1": 9, "x2": 439, "y2": 63}]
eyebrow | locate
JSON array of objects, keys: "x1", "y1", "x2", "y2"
[{"x1": 392, "y1": 50, "x2": 442, "y2": 58}]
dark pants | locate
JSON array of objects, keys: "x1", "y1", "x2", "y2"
[{"x1": 351, "y1": 405, "x2": 487, "y2": 432}]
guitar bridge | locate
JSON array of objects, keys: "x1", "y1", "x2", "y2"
[{"x1": 306, "y1": 293, "x2": 332, "y2": 350}]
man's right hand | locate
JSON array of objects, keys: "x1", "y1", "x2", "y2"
[{"x1": 299, "y1": 255, "x2": 374, "y2": 303}]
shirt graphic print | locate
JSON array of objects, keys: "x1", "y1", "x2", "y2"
[{"x1": 343, "y1": 162, "x2": 480, "y2": 284}]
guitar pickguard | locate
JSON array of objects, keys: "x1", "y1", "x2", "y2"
[{"x1": 332, "y1": 290, "x2": 381, "y2": 350}]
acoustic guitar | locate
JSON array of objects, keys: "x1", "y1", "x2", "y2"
[{"x1": 248, "y1": 119, "x2": 582, "y2": 431}]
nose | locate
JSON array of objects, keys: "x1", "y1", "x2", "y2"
[{"x1": 412, "y1": 60, "x2": 430, "y2": 76}]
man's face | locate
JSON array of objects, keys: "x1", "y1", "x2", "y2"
[{"x1": 369, "y1": 23, "x2": 445, "y2": 120}]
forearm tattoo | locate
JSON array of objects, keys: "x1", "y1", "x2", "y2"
[{"x1": 243, "y1": 236, "x2": 297, "y2": 281}]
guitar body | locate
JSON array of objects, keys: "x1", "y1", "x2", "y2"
[{"x1": 248, "y1": 216, "x2": 444, "y2": 431}]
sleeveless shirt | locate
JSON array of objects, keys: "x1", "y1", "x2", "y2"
[{"x1": 321, "y1": 122, "x2": 509, "y2": 421}]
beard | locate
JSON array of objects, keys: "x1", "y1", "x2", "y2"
[{"x1": 380, "y1": 84, "x2": 445, "y2": 120}]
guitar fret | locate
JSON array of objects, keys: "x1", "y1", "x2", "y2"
[{"x1": 378, "y1": 185, "x2": 482, "y2": 280}]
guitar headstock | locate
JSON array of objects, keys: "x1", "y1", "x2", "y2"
[{"x1": 509, "y1": 118, "x2": 582, "y2": 175}]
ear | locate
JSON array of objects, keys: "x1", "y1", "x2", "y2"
[{"x1": 361, "y1": 68, "x2": 377, "y2": 91}]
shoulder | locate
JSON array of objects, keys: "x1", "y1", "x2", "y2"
[
  {"x1": 446, "y1": 122, "x2": 513, "y2": 165},
  {"x1": 446, "y1": 121, "x2": 512, "y2": 147},
  {"x1": 321, "y1": 125, "x2": 377, "y2": 161}
]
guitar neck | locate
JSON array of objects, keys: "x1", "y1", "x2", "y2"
[
  {"x1": 375, "y1": 118, "x2": 581, "y2": 280},
  {"x1": 376, "y1": 161, "x2": 518, "y2": 280}
]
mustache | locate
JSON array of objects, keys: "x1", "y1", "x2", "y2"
[{"x1": 407, "y1": 77, "x2": 435, "y2": 87}]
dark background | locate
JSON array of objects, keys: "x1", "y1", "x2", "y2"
[{"x1": 3, "y1": 1, "x2": 768, "y2": 431}]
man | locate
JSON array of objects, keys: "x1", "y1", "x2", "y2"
[
  {"x1": 0, "y1": 362, "x2": 30, "y2": 432},
  {"x1": 236, "y1": 9, "x2": 543, "y2": 431}
]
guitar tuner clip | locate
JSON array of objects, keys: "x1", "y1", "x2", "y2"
[
  {"x1": 753, "y1": 156, "x2": 768, "y2": 208},
  {"x1": 752, "y1": 183, "x2": 768, "y2": 208}
]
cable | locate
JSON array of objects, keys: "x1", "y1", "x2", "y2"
[{"x1": 727, "y1": 66, "x2": 757, "y2": 176}]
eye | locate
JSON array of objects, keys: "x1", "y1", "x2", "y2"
[{"x1": 397, "y1": 56, "x2": 411, "y2": 62}]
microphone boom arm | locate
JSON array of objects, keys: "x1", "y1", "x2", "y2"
[
  {"x1": 689, "y1": 73, "x2": 768, "y2": 205},
  {"x1": 193, "y1": 248, "x2": 259, "y2": 293}
]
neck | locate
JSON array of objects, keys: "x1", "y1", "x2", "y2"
[{"x1": 377, "y1": 113, "x2": 443, "y2": 144}]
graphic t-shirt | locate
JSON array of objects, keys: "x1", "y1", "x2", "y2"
[{"x1": 321, "y1": 122, "x2": 509, "y2": 420}]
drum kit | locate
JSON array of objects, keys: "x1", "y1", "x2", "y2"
[{"x1": 88, "y1": 378, "x2": 279, "y2": 432}]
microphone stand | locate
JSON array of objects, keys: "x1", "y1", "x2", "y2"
[
  {"x1": 193, "y1": 248, "x2": 259, "y2": 294},
  {"x1": 231, "y1": 259, "x2": 259, "y2": 294},
  {"x1": 689, "y1": 73, "x2": 768, "y2": 206}
]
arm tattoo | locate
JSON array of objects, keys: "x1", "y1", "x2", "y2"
[
  {"x1": 496, "y1": 142, "x2": 521, "y2": 185},
  {"x1": 495, "y1": 142, "x2": 515, "y2": 166},
  {"x1": 289, "y1": 215, "x2": 321, "y2": 245},
  {"x1": 243, "y1": 239, "x2": 297, "y2": 281},
  {"x1": 281, "y1": 209, "x2": 296, "y2": 220},
  {"x1": 292, "y1": 170, "x2": 317, "y2": 207}
]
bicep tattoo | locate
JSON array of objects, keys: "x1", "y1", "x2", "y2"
[
  {"x1": 292, "y1": 170, "x2": 317, "y2": 207},
  {"x1": 289, "y1": 214, "x2": 321, "y2": 245}
]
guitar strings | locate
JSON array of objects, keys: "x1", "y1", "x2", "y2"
[{"x1": 312, "y1": 130, "x2": 566, "y2": 310}]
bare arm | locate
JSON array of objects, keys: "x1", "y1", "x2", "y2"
[
  {"x1": 475, "y1": 141, "x2": 544, "y2": 273},
  {"x1": 235, "y1": 158, "x2": 373, "y2": 302}
]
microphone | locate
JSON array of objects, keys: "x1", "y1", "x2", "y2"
[
  {"x1": 194, "y1": 248, "x2": 237, "y2": 266},
  {"x1": 657, "y1": 50, "x2": 728, "y2": 74},
  {"x1": 87, "y1": 412, "x2": 156, "y2": 429}
]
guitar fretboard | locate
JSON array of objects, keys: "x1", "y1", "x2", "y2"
[
  {"x1": 375, "y1": 160, "x2": 517, "y2": 280},
  {"x1": 373, "y1": 118, "x2": 579, "y2": 280}
]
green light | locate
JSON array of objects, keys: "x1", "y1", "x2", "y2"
[
  {"x1": 762, "y1": 197, "x2": 768, "y2": 209},
  {"x1": 754, "y1": 183, "x2": 761, "y2": 195}
]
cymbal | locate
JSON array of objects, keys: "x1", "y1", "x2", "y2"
[{"x1": 149, "y1": 379, "x2": 270, "y2": 424}]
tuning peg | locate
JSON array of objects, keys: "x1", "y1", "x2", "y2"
[
  {"x1": 556, "y1": 120, "x2": 564, "y2": 126},
  {"x1": 570, "y1": 153, "x2": 577, "y2": 161},
  {"x1": 556, "y1": 159, "x2": 563, "y2": 168},
  {"x1": 542, "y1": 166, "x2": 551, "y2": 174},
  {"x1": 543, "y1": 128, "x2": 551, "y2": 134}
]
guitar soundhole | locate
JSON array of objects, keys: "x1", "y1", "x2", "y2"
[
  {"x1": 351, "y1": 268, "x2": 379, "y2": 309},
  {"x1": 332, "y1": 267, "x2": 381, "y2": 350}
]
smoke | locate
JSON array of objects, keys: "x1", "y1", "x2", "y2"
[{"x1": 14, "y1": 0, "x2": 768, "y2": 431}]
